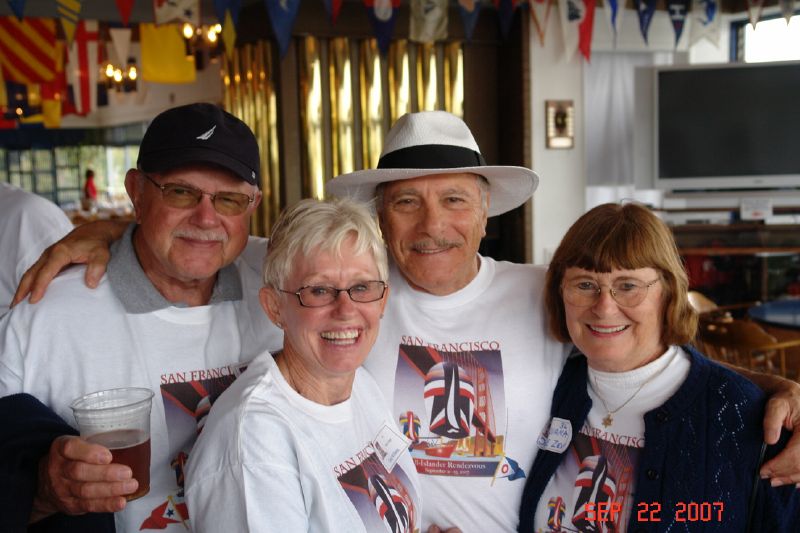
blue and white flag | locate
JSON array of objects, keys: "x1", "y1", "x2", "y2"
[
  {"x1": 410, "y1": 0, "x2": 448, "y2": 43},
  {"x1": 457, "y1": 0, "x2": 481, "y2": 42},
  {"x1": 364, "y1": 0, "x2": 400, "y2": 56},
  {"x1": 495, "y1": 455, "x2": 526, "y2": 481},
  {"x1": 634, "y1": 0, "x2": 657, "y2": 44},
  {"x1": 264, "y1": 0, "x2": 301, "y2": 58},
  {"x1": 603, "y1": 0, "x2": 622, "y2": 42},
  {"x1": 689, "y1": 0, "x2": 721, "y2": 47},
  {"x1": 667, "y1": 0, "x2": 690, "y2": 46}
]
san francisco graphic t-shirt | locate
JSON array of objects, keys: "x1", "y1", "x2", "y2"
[
  {"x1": 185, "y1": 352, "x2": 422, "y2": 533},
  {"x1": 364, "y1": 257, "x2": 571, "y2": 532},
  {"x1": 534, "y1": 346, "x2": 690, "y2": 532}
]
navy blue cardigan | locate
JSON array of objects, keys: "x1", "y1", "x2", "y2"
[{"x1": 518, "y1": 346, "x2": 799, "y2": 532}]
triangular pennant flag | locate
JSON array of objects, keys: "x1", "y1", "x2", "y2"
[
  {"x1": 321, "y1": 0, "x2": 343, "y2": 25},
  {"x1": 634, "y1": 0, "x2": 657, "y2": 44},
  {"x1": 153, "y1": 0, "x2": 200, "y2": 26},
  {"x1": 746, "y1": 0, "x2": 765, "y2": 29},
  {"x1": 364, "y1": 0, "x2": 401, "y2": 56},
  {"x1": 493, "y1": 0, "x2": 521, "y2": 40},
  {"x1": 57, "y1": 0, "x2": 82, "y2": 46},
  {"x1": 66, "y1": 20, "x2": 99, "y2": 116},
  {"x1": 667, "y1": 0, "x2": 690, "y2": 46},
  {"x1": 109, "y1": 28, "x2": 132, "y2": 66},
  {"x1": 214, "y1": 0, "x2": 242, "y2": 25},
  {"x1": 264, "y1": 0, "x2": 301, "y2": 59},
  {"x1": 410, "y1": 0, "x2": 448, "y2": 43},
  {"x1": 457, "y1": 0, "x2": 481, "y2": 42},
  {"x1": 603, "y1": 0, "x2": 626, "y2": 45},
  {"x1": 779, "y1": 0, "x2": 795, "y2": 23},
  {"x1": 0, "y1": 17, "x2": 57, "y2": 84},
  {"x1": 689, "y1": 0, "x2": 721, "y2": 47},
  {"x1": 529, "y1": 0, "x2": 553, "y2": 46},
  {"x1": 558, "y1": 0, "x2": 595, "y2": 62},
  {"x1": 221, "y1": 9, "x2": 236, "y2": 59},
  {"x1": 115, "y1": 0, "x2": 135, "y2": 26},
  {"x1": 7, "y1": 0, "x2": 26, "y2": 20},
  {"x1": 140, "y1": 23, "x2": 196, "y2": 83}
]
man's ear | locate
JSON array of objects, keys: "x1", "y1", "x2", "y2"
[
  {"x1": 125, "y1": 170, "x2": 144, "y2": 223},
  {"x1": 481, "y1": 189, "x2": 491, "y2": 238}
]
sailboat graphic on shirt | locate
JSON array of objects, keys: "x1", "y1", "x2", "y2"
[{"x1": 393, "y1": 343, "x2": 525, "y2": 480}]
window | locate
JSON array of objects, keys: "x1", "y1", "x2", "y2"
[{"x1": 734, "y1": 14, "x2": 800, "y2": 62}]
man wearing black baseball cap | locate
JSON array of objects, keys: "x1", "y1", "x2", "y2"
[{"x1": 0, "y1": 103, "x2": 282, "y2": 532}]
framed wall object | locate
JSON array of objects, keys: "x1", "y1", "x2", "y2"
[{"x1": 545, "y1": 100, "x2": 574, "y2": 149}]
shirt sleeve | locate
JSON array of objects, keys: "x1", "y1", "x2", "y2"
[{"x1": 186, "y1": 461, "x2": 309, "y2": 533}]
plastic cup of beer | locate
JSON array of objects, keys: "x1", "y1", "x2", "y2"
[{"x1": 70, "y1": 387, "x2": 154, "y2": 501}]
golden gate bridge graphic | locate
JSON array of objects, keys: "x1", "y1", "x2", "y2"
[{"x1": 396, "y1": 344, "x2": 516, "y2": 478}]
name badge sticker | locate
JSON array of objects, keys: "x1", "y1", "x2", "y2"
[
  {"x1": 373, "y1": 422, "x2": 411, "y2": 472},
  {"x1": 537, "y1": 417, "x2": 572, "y2": 454}
]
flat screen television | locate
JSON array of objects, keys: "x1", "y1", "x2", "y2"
[{"x1": 654, "y1": 61, "x2": 800, "y2": 191}]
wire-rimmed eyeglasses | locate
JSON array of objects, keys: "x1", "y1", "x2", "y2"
[
  {"x1": 279, "y1": 281, "x2": 387, "y2": 308},
  {"x1": 561, "y1": 278, "x2": 660, "y2": 308},
  {"x1": 141, "y1": 172, "x2": 256, "y2": 216}
]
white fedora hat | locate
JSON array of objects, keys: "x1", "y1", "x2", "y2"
[{"x1": 325, "y1": 111, "x2": 539, "y2": 217}]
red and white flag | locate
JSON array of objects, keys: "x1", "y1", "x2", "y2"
[
  {"x1": 66, "y1": 20, "x2": 100, "y2": 116},
  {"x1": 558, "y1": 0, "x2": 596, "y2": 62}
]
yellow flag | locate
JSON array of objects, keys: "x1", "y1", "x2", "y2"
[{"x1": 140, "y1": 23, "x2": 196, "y2": 84}]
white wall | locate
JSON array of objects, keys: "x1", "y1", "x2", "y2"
[
  {"x1": 527, "y1": 7, "x2": 736, "y2": 263},
  {"x1": 529, "y1": 12, "x2": 585, "y2": 265}
]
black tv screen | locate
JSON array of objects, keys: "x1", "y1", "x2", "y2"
[{"x1": 655, "y1": 61, "x2": 800, "y2": 191}]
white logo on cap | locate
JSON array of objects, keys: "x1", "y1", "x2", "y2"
[{"x1": 196, "y1": 125, "x2": 217, "y2": 140}]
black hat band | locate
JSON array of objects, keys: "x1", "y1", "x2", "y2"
[{"x1": 377, "y1": 144, "x2": 486, "y2": 170}]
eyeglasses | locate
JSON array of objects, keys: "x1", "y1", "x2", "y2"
[
  {"x1": 561, "y1": 278, "x2": 660, "y2": 308},
  {"x1": 141, "y1": 173, "x2": 256, "y2": 216},
  {"x1": 279, "y1": 281, "x2": 387, "y2": 308}
]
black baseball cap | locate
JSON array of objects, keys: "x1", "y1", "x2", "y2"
[{"x1": 137, "y1": 103, "x2": 260, "y2": 186}]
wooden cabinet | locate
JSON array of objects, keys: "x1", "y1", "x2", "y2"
[{"x1": 670, "y1": 223, "x2": 800, "y2": 303}]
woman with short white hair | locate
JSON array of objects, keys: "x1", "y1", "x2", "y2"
[{"x1": 186, "y1": 198, "x2": 421, "y2": 533}]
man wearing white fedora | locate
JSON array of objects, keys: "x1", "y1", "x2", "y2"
[
  {"x1": 14, "y1": 111, "x2": 800, "y2": 532},
  {"x1": 325, "y1": 111, "x2": 569, "y2": 532}
]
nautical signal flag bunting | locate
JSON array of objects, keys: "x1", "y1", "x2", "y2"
[{"x1": 0, "y1": 17, "x2": 58, "y2": 84}]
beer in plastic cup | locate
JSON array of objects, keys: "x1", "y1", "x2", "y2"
[{"x1": 70, "y1": 387, "x2": 154, "y2": 501}]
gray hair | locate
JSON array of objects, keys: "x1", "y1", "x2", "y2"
[{"x1": 263, "y1": 197, "x2": 389, "y2": 289}]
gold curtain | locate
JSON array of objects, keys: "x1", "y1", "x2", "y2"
[
  {"x1": 221, "y1": 41, "x2": 280, "y2": 237},
  {"x1": 223, "y1": 37, "x2": 464, "y2": 216}
]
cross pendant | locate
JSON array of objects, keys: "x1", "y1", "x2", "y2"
[{"x1": 602, "y1": 414, "x2": 613, "y2": 428}]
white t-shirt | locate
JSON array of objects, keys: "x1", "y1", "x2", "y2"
[
  {"x1": 534, "y1": 346, "x2": 691, "y2": 532},
  {"x1": 364, "y1": 255, "x2": 571, "y2": 532},
  {"x1": 0, "y1": 251, "x2": 282, "y2": 532},
  {"x1": 0, "y1": 182, "x2": 73, "y2": 316},
  {"x1": 185, "y1": 352, "x2": 422, "y2": 533}
]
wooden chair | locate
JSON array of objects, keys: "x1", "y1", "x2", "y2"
[
  {"x1": 695, "y1": 318, "x2": 800, "y2": 379},
  {"x1": 688, "y1": 290, "x2": 760, "y2": 324}
]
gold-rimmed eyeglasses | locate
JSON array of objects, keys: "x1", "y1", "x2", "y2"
[
  {"x1": 279, "y1": 281, "x2": 387, "y2": 308},
  {"x1": 562, "y1": 278, "x2": 660, "y2": 308},
  {"x1": 141, "y1": 172, "x2": 256, "y2": 216}
]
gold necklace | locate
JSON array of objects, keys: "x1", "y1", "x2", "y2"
[{"x1": 592, "y1": 367, "x2": 664, "y2": 428}]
